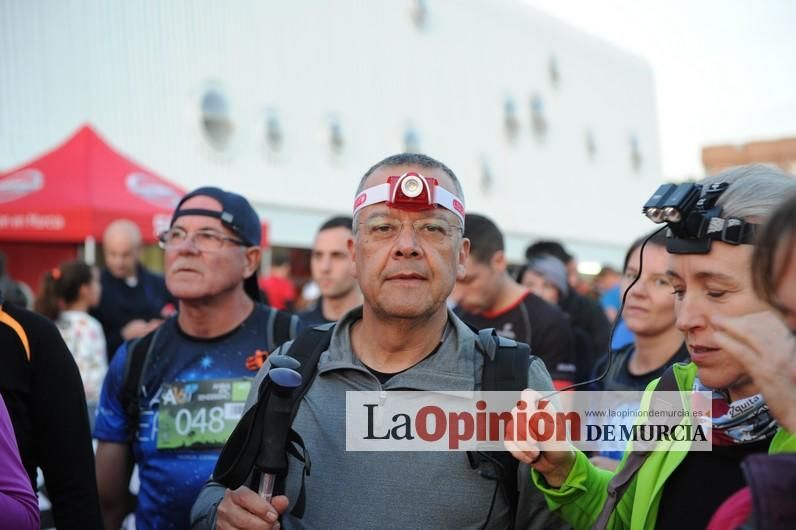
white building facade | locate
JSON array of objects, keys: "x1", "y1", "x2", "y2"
[{"x1": 0, "y1": 0, "x2": 662, "y2": 266}]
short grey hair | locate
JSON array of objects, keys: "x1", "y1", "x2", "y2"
[
  {"x1": 353, "y1": 153, "x2": 466, "y2": 239},
  {"x1": 356, "y1": 153, "x2": 465, "y2": 202},
  {"x1": 699, "y1": 163, "x2": 796, "y2": 222}
]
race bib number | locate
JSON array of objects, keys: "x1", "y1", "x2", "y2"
[{"x1": 157, "y1": 379, "x2": 252, "y2": 450}]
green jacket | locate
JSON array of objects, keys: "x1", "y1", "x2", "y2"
[{"x1": 531, "y1": 361, "x2": 796, "y2": 530}]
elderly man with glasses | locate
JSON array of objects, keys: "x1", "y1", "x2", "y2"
[
  {"x1": 191, "y1": 154, "x2": 562, "y2": 530},
  {"x1": 94, "y1": 187, "x2": 300, "y2": 530}
]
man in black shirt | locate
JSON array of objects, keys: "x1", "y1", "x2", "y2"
[
  {"x1": 299, "y1": 216, "x2": 361, "y2": 326},
  {"x1": 525, "y1": 240, "x2": 612, "y2": 364},
  {"x1": 93, "y1": 219, "x2": 174, "y2": 360},
  {"x1": 0, "y1": 292, "x2": 102, "y2": 529},
  {"x1": 455, "y1": 214, "x2": 576, "y2": 388}
]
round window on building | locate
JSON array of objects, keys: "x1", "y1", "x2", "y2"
[
  {"x1": 200, "y1": 89, "x2": 234, "y2": 151},
  {"x1": 328, "y1": 115, "x2": 345, "y2": 155},
  {"x1": 585, "y1": 129, "x2": 597, "y2": 160},
  {"x1": 504, "y1": 96, "x2": 519, "y2": 140},
  {"x1": 410, "y1": 0, "x2": 428, "y2": 29},
  {"x1": 480, "y1": 158, "x2": 494, "y2": 194},
  {"x1": 264, "y1": 110, "x2": 283, "y2": 152},
  {"x1": 530, "y1": 93, "x2": 548, "y2": 138},
  {"x1": 404, "y1": 125, "x2": 421, "y2": 153},
  {"x1": 630, "y1": 133, "x2": 643, "y2": 171},
  {"x1": 549, "y1": 56, "x2": 560, "y2": 88}
]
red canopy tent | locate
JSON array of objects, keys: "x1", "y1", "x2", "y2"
[
  {"x1": 0, "y1": 124, "x2": 190, "y2": 293},
  {"x1": 0, "y1": 124, "x2": 269, "y2": 296},
  {"x1": 0, "y1": 124, "x2": 186, "y2": 245}
]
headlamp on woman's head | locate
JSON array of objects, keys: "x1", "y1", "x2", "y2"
[
  {"x1": 353, "y1": 172, "x2": 465, "y2": 225},
  {"x1": 643, "y1": 181, "x2": 758, "y2": 254}
]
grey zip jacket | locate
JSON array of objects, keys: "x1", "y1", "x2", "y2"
[{"x1": 191, "y1": 307, "x2": 567, "y2": 530}]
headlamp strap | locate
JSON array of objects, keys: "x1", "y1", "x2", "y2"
[
  {"x1": 705, "y1": 217, "x2": 758, "y2": 245},
  {"x1": 353, "y1": 183, "x2": 390, "y2": 214},
  {"x1": 352, "y1": 180, "x2": 465, "y2": 224},
  {"x1": 434, "y1": 186, "x2": 466, "y2": 224}
]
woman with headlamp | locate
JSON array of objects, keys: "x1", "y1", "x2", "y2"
[{"x1": 508, "y1": 164, "x2": 796, "y2": 530}]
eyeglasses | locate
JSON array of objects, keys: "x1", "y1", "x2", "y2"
[
  {"x1": 158, "y1": 227, "x2": 245, "y2": 252},
  {"x1": 358, "y1": 216, "x2": 462, "y2": 244}
]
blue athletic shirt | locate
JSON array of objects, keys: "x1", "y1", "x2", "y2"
[{"x1": 94, "y1": 304, "x2": 294, "y2": 530}]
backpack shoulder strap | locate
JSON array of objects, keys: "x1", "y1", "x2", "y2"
[
  {"x1": 270, "y1": 323, "x2": 333, "y2": 402},
  {"x1": 475, "y1": 328, "x2": 532, "y2": 529},
  {"x1": 479, "y1": 328, "x2": 532, "y2": 392},
  {"x1": 120, "y1": 324, "x2": 165, "y2": 442},
  {"x1": 592, "y1": 365, "x2": 679, "y2": 530},
  {"x1": 267, "y1": 308, "x2": 300, "y2": 352},
  {"x1": 0, "y1": 304, "x2": 31, "y2": 361}
]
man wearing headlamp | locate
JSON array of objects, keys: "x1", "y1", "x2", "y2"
[
  {"x1": 192, "y1": 153, "x2": 562, "y2": 530},
  {"x1": 507, "y1": 164, "x2": 796, "y2": 530},
  {"x1": 349, "y1": 167, "x2": 467, "y2": 322}
]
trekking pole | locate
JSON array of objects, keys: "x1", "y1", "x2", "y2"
[
  {"x1": 258, "y1": 472, "x2": 277, "y2": 502},
  {"x1": 257, "y1": 357, "x2": 302, "y2": 502}
]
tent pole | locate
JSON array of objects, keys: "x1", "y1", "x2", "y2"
[{"x1": 84, "y1": 236, "x2": 96, "y2": 265}]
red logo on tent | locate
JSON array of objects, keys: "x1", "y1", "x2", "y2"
[
  {"x1": 0, "y1": 169, "x2": 44, "y2": 203},
  {"x1": 152, "y1": 213, "x2": 172, "y2": 237},
  {"x1": 126, "y1": 172, "x2": 183, "y2": 210}
]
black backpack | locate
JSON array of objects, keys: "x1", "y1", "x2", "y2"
[
  {"x1": 213, "y1": 324, "x2": 533, "y2": 527},
  {"x1": 120, "y1": 309, "x2": 298, "y2": 440}
]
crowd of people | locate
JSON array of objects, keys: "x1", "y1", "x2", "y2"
[{"x1": 0, "y1": 153, "x2": 794, "y2": 530}]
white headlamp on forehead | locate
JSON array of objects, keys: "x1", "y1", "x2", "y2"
[{"x1": 352, "y1": 172, "x2": 465, "y2": 225}]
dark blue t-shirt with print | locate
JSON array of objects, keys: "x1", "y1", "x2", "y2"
[{"x1": 94, "y1": 304, "x2": 290, "y2": 530}]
